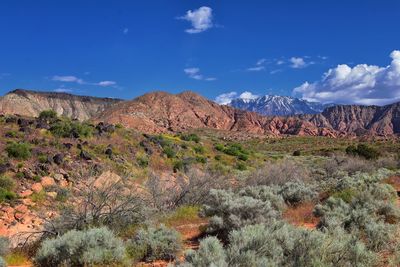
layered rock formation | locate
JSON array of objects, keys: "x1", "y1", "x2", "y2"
[{"x1": 0, "y1": 89, "x2": 122, "y2": 121}]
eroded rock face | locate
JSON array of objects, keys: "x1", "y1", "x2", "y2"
[
  {"x1": 0, "y1": 89, "x2": 122, "y2": 121},
  {"x1": 95, "y1": 91, "x2": 400, "y2": 137}
]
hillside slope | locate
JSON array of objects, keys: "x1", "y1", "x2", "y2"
[{"x1": 0, "y1": 89, "x2": 122, "y2": 121}]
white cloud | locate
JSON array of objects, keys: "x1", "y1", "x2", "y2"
[
  {"x1": 179, "y1": 6, "x2": 213, "y2": 34},
  {"x1": 293, "y1": 50, "x2": 400, "y2": 105},
  {"x1": 215, "y1": 91, "x2": 237, "y2": 105},
  {"x1": 184, "y1": 67, "x2": 216, "y2": 81},
  {"x1": 247, "y1": 58, "x2": 267, "y2": 72},
  {"x1": 52, "y1": 75, "x2": 117, "y2": 87},
  {"x1": 276, "y1": 60, "x2": 285, "y2": 65},
  {"x1": 215, "y1": 91, "x2": 259, "y2": 105},
  {"x1": 290, "y1": 57, "x2": 307, "y2": 69},
  {"x1": 239, "y1": 91, "x2": 259, "y2": 100},
  {"x1": 52, "y1": 75, "x2": 84, "y2": 84},
  {"x1": 98, "y1": 81, "x2": 117, "y2": 87},
  {"x1": 123, "y1": 28, "x2": 129, "y2": 34},
  {"x1": 247, "y1": 66, "x2": 265, "y2": 72}
]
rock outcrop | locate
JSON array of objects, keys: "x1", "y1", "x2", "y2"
[{"x1": 0, "y1": 89, "x2": 122, "y2": 121}]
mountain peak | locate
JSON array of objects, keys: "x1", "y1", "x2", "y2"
[{"x1": 229, "y1": 94, "x2": 332, "y2": 116}]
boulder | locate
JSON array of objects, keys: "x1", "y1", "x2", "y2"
[
  {"x1": 31, "y1": 183, "x2": 43, "y2": 193},
  {"x1": 41, "y1": 176, "x2": 56, "y2": 187},
  {"x1": 53, "y1": 153, "x2": 64, "y2": 165}
]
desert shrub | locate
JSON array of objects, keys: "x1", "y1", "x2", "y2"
[
  {"x1": 38, "y1": 110, "x2": 57, "y2": 121},
  {"x1": 246, "y1": 159, "x2": 310, "y2": 186},
  {"x1": 346, "y1": 144, "x2": 380, "y2": 160},
  {"x1": 146, "y1": 169, "x2": 227, "y2": 211},
  {"x1": 49, "y1": 120, "x2": 93, "y2": 138},
  {"x1": 180, "y1": 133, "x2": 200, "y2": 143},
  {"x1": 278, "y1": 181, "x2": 318, "y2": 206},
  {"x1": 128, "y1": 225, "x2": 181, "y2": 262},
  {"x1": 5, "y1": 142, "x2": 31, "y2": 159},
  {"x1": 163, "y1": 146, "x2": 176, "y2": 158},
  {"x1": 137, "y1": 156, "x2": 149, "y2": 167},
  {"x1": 179, "y1": 237, "x2": 227, "y2": 267},
  {"x1": 177, "y1": 223, "x2": 377, "y2": 267},
  {"x1": 0, "y1": 176, "x2": 14, "y2": 192},
  {"x1": 235, "y1": 162, "x2": 247, "y2": 171},
  {"x1": 0, "y1": 237, "x2": 9, "y2": 257},
  {"x1": 173, "y1": 160, "x2": 184, "y2": 172},
  {"x1": 195, "y1": 156, "x2": 207, "y2": 164},
  {"x1": 323, "y1": 155, "x2": 374, "y2": 177},
  {"x1": 35, "y1": 227, "x2": 125, "y2": 267},
  {"x1": 0, "y1": 176, "x2": 16, "y2": 203},
  {"x1": 44, "y1": 178, "x2": 147, "y2": 236},
  {"x1": 193, "y1": 145, "x2": 205, "y2": 154},
  {"x1": 203, "y1": 187, "x2": 283, "y2": 238}
]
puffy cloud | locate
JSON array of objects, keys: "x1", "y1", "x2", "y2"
[
  {"x1": 215, "y1": 91, "x2": 237, "y2": 105},
  {"x1": 123, "y1": 28, "x2": 129, "y2": 34},
  {"x1": 290, "y1": 57, "x2": 306, "y2": 69},
  {"x1": 179, "y1": 6, "x2": 213, "y2": 34},
  {"x1": 215, "y1": 91, "x2": 259, "y2": 105},
  {"x1": 293, "y1": 50, "x2": 400, "y2": 105},
  {"x1": 239, "y1": 91, "x2": 259, "y2": 100},
  {"x1": 184, "y1": 67, "x2": 216, "y2": 81}
]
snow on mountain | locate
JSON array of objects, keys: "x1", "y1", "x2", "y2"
[{"x1": 229, "y1": 95, "x2": 333, "y2": 116}]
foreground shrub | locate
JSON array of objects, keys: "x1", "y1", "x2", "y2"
[
  {"x1": 278, "y1": 181, "x2": 318, "y2": 206},
  {"x1": 180, "y1": 237, "x2": 227, "y2": 267},
  {"x1": 128, "y1": 225, "x2": 181, "y2": 262},
  {"x1": 0, "y1": 176, "x2": 16, "y2": 203},
  {"x1": 35, "y1": 227, "x2": 125, "y2": 267},
  {"x1": 203, "y1": 187, "x2": 284, "y2": 238},
  {"x1": 5, "y1": 142, "x2": 31, "y2": 159},
  {"x1": 177, "y1": 223, "x2": 377, "y2": 267}
]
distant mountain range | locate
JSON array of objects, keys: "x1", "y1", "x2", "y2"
[
  {"x1": 228, "y1": 95, "x2": 334, "y2": 116},
  {"x1": 0, "y1": 89, "x2": 399, "y2": 137}
]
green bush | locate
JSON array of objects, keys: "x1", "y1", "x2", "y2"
[
  {"x1": 137, "y1": 156, "x2": 149, "y2": 168},
  {"x1": 49, "y1": 120, "x2": 93, "y2": 138},
  {"x1": 163, "y1": 147, "x2": 176, "y2": 158},
  {"x1": 0, "y1": 176, "x2": 16, "y2": 203},
  {"x1": 38, "y1": 110, "x2": 58, "y2": 121},
  {"x1": 346, "y1": 144, "x2": 380, "y2": 160},
  {"x1": 128, "y1": 225, "x2": 181, "y2": 262},
  {"x1": 180, "y1": 133, "x2": 200, "y2": 143},
  {"x1": 173, "y1": 160, "x2": 184, "y2": 172},
  {"x1": 5, "y1": 142, "x2": 31, "y2": 159},
  {"x1": 193, "y1": 145, "x2": 205, "y2": 154},
  {"x1": 278, "y1": 181, "x2": 318, "y2": 206},
  {"x1": 35, "y1": 227, "x2": 126, "y2": 267}
]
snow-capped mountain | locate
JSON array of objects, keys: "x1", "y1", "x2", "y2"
[{"x1": 229, "y1": 95, "x2": 333, "y2": 116}]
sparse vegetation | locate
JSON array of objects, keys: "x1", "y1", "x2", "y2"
[{"x1": 5, "y1": 142, "x2": 31, "y2": 159}]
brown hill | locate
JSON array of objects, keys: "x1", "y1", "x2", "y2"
[{"x1": 0, "y1": 89, "x2": 122, "y2": 121}]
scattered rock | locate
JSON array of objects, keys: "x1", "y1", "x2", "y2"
[
  {"x1": 53, "y1": 153, "x2": 64, "y2": 165},
  {"x1": 31, "y1": 183, "x2": 43, "y2": 193},
  {"x1": 19, "y1": 190, "x2": 33, "y2": 198},
  {"x1": 80, "y1": 150, "x2": 92, "y2": 160},
  {"x1": 46, "y1": 192, "x2": 57, "y2": 199},
  {"x1": 41, "y1": 176, "x2": 56, "y2": 187},
  {"x1": 53, "y1": 173, "x2": 64, "y2": 182},
  {"x1": 63, "y1": 143, "x2": 73, "y2": 150},
  {"x1": 105, "y1": 147, "x2": 113, "y2": 157}
]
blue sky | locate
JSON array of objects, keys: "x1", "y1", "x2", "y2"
[{"x1": 0, "y1": 0, "x2": 400, "y2": 105}]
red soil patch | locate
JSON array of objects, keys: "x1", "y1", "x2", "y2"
[
  {"x1": 383, "y1": 176, "x2": 400, "y2": 192},
  {"x1": 283, "y1": 202, "x2": 319, "y2": 229}
]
